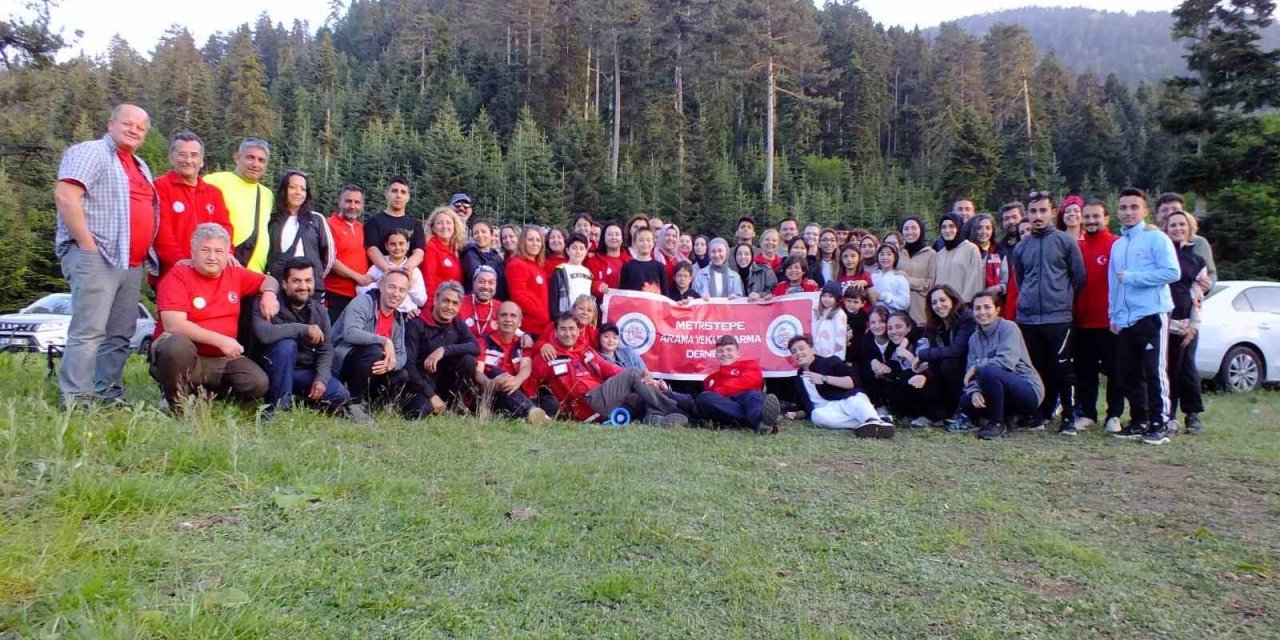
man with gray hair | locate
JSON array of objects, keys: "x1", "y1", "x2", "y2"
[
  {"x1": 53, "y1": 103, "x2": 158, "y2": 406},
  {"x1": 153, "y1": 130, "x2": 233, "y2": 275},
  {"x1": 150, "y1": 223, "x2": 281, "y2": 410},
  {"x1": 404, "y1": 280, "x2": 481, "y2": 417},
  {"x1": 206, "y1": 137, "x2": 273, "y2": 273}
]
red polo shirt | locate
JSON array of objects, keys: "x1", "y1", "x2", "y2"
[
  {"x1": 155, "y1": 263, "x2": 265, "y2": 357},
  {"x1": 325, "y1": 213, "x2": 368, "y2": 298},
  {"x1": 153, "y1": 171, "x2": 232, "y2": 274},
  {"x1": 118, "y1": 148, "x2": 155, "y2": 267}
]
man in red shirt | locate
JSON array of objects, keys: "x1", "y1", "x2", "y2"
[
  {"x1": 1073, "y1": 199, "x2": 1125, "y2": 433},
  {"x1": 529, "y1": 313, "x2": 687, "y2": 425},
  {"x1": 474, "y1": 301, "x2": 551, "y2": 426},
  {"x1": 458, "y1": 265, "x2": 501, "y2": 342},
  {"x1": 150, "y1": 223, "x2": 281, "y2": 409},
  {"x1": 324, "y1": 184, "x2": 374, "y2": 323},
  {"x1": 54, "y1": 103, "x2": 158, "y2": 406},
  {"x1": 152, "y1": 131, "x2": 234, "y2": 276},
  {"x1": 694, "y1": 335, "x2": 780, "y2": 435}
]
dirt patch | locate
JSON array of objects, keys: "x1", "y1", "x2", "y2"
[
  {"x1": 1022, "y1": 575, "x2": 1082, "y2": 599},
  {"x1": 175, "y1": 514, "x2": 244, "y2": 531}
]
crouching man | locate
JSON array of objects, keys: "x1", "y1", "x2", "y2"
[
  {"x1": 694, "y1": 335, "x2": 780, "y2": 435},
  {"x1": 530, "y1": 312, "x2": 688, "y2": 426},
  {"x1": 405, "y1": 281, "x2": 481, "y2": 417},
  {"x1": 254, "y1": 257, "x2": 370, "y2": 422},
  {"x1": 474, "y1": 301, "x2": 552, "y2": 426},
  {"x1": 333, "y1": 269, "x2": 412, "y2": 415},
  {"x1": 788, "y1": 334, "x2": 894, "y2": 438},
  {"x1": 150, "y1": 223, "x2": 278, "y2": 409}
]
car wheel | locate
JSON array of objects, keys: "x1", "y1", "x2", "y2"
[
  {"x1": 1216, "y1": 345, "x2": 1263, "y2": 392},
  {"x1": 138, "y1": 336, "x2": 153, "y2": 356}
]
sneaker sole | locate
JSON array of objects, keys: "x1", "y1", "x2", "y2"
[
  {"x1": 1112, "y1": 433, "x2": 1145, "y2": 440},
  {"x1": 1059, "y1": 431, "x2": 1078, "y2": 437},
  {"x1": 1142, "y1": 436, "x2": 1171, "y2": 445}
]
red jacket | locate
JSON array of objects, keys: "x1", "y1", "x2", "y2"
[
  {"x1": 772, "y1": 279, "x2": 820, "y2": 297},
  {"x1": 1001, "y1": 259, "x2": 1019, "y2": 321},
  {"x1": 423, "y1": 236, "x2": 462, "y2": 305},
  {"x1": 755, "y1": 253, "x2": 782, "y2": 271},
  {"x1": 505, "y1": 255, "x2": 550, "y2": 334},
  {"x1": 529, "y1": 341, "x2": 623, "y2": 421},
  {"x1": 586, "y1": 252, "x2": 629, "y2": 298},
  {"x1": 459, "y1": 294, "x2": 500, "y2": 342},
  {"x1": 153, "y1": 171, "x2": 233, "y2": 274},
  {"x1": 544, "y1": 254, "x2": 566, "y2": 275},
  {"x1": 1074, "y1": 229, "x2": 1117, "y2": 329},
  {"x1": 977, "y1": 244, "x2": 1003, "y2": 289},
  {"x1": 704, "y1": 359, "x2": 764, "y2": 397}
]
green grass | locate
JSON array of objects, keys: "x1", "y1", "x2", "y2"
[{"x1": 1, "y1": 353, "x2": 1278, "y2": 638}]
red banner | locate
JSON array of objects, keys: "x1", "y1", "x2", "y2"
[{"x1": 601, "y1": 290, "x2": 819, "y2": 379}]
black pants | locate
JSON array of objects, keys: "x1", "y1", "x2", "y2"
[
  {"x1": 1114, "y1": 314, "x2": 1171, "y2": 427},
  {"x1": 1167, "y1": 330, "x2": 1204, "y2": 416},
  {"x1": 327, "y1": 292, "x2": 355, "y2": 326},
  {"x1": 406, "y1": 354, "x2": 480, "y2": 417},
  {"x1": 1019, "y1": 323, "x2": 1074, "y2": 421},
  {"x1": 340, "y1": 343, "x2": 411, "y2": 412},
  {"x1": 1073, "y1": 327, "x2": 1125, "y2": 421},
  {"x1": 934, "y1": 357, "x2": 966, "y2": 416}
]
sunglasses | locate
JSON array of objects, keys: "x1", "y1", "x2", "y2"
[{"x1": 1028, "y1": 190, "x2": 1052, "y2": 201}]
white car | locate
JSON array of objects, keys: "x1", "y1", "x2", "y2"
[
  {"x1": 0, "y1": 293, "x2": 157, "y2": 355},
  {"x1": 1197, "y1": 280, "x2": 1280, "y2": 391}
]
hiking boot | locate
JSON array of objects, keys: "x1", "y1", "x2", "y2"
[
  {"x1": 1185, "y1": 413, "x2": 1204, "y2": 435},
  {"x1": 761, "y1": 394, "x2": 781, "y2": 434},
  {"x1": 1103, "y1": 416, "x2": 1123, "y2": 433},
  {"x1": 1058, "y1": 418, "x2": 1078, "y2": 437},
  {"x1": 1113, "y1": 421, "x2": 1149, "y2": 440},
  {"x1": 1073, "y1": 416, "x2": 1097, "y2": 431},
  {"x1": 345, "y1": 403, "x2": 374, "y2": 425},
  {"x1": 976, "y1": 422, "x2": 1008, "y2": 440},
  {"x1": 1142, "y1": 425, "x2": 1172, "y2": 445},
  {"x1": 527, "y1": 407, "x2": 552, "y2": 428}
]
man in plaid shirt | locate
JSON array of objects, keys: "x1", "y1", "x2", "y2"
[{"x1": 53, "y1": 103, "x2": 158, "y2": 406}]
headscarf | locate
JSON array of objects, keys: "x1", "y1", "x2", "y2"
[
  {"x1": 703, "y1": 238, "x2": 735, "y2": 298},
  {"x1": 938, "y1": 213, "x2": 964, "y2": 251},
  {"x1": 901, "y1": 216, "x2": 927, "y2": 257}
]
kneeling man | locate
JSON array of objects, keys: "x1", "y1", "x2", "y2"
[
  {"x1": 530, "y1": 312, "x2": 687, "y2": 426},
  {"x1": 475, "y1": 301, "x2": 552, "y2": 426},
  {"x1": 333, "y1": 269, "x2": 412, "y2": 415},
  {"x1": 151, "y1": 223, "x2": 279, "y2": 409},
  {"x1": 254, "y1": 257, "x2": 370, "y2": 422},
  {"x1": 694, "y1": 335, "x2": 780, "y2": 435},
  {"x1": 788, "y1": 334, "x2": 893, "y2": 438},
  {"x1": 405, "y1": 281, "x2": 481, "y2": 416}
]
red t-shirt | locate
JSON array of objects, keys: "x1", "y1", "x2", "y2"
[
  {"x1": 704, "y1": 359, "x2": 764, "y2": 397},
  {"x1": 325, "y1": 213, "x2": 369, "y2": 298},
  {"x1": 118, "y1": 148, "x2": 155, "y2": 267},
  {"x1": 375, "y1": 308, "x2": 396, "y2": 338},
  {"x1": 155, "y1": 264, "x2": 265, "y2": 357}
]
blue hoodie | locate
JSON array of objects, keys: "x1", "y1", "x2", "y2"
[{"x1": 1108, "y1": 223, "x2": 1179, "y2": 329}]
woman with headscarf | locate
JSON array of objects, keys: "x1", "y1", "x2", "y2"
[
  {"x1": 898, "y1": 216, "x2": 936, "y2": 326},
  {"x1": 735, "y1": 243, "x2": 777, "y2": 298},
  {"x1": 932, "y1": 212, "x2": 984, "y2": 302},
  {"x1": 695, "y1": 238, "x2": 744, "y2": 299}
]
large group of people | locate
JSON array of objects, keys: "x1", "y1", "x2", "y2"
[{"x1": 53, "y1": 104, "x2": 1214, "y2": 445}]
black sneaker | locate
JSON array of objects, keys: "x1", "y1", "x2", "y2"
[
  {"x1": 1113, "y1": 421, "x2": 1149, "y2": 440},
  {"x1": 976, "y1": 422, "x2": 1008, "y2": 440},
  {"x1": 1185, "y1": 413, "x2": 1204, "y2": 435},
  {"x1": 760, "y1": 394, "x2": 781, "y2": 435},
  {"x1": 1025, "y1": 418, "x2": 1049, "y2": 432},
  {"x1": 854, "y1": 418, "x2": 896, "y2": 439},
  {"x1": 1058, "y1": 418, "x2": 1078, "y2": 437},
  {"x1": 1142, "y1": 425, "x2": 1172, "y2": 445}
]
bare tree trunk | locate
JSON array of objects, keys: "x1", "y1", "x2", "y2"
[
  {"x1": 1023, "y1": 74, "x2": 1034, "y2": 180},
  {"x1": 764, "y1": 54, "x2": 776, "y2": 206},
  {"x1": 506, "y1": 25, "x2": 511, "y2": 66},
  {"x1": 675, "y1": 39, "x2": 685, "y2": 198},
  {"x1": 585, "y1": 46, "x2": 592, "y2": 119},
  {"x1": 611, "y1": 31, "x2": 621, "y2": 183}
]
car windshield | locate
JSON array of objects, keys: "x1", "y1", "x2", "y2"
[{"x1": 23, "y1": 295, "x2": 73, "y2": 315}]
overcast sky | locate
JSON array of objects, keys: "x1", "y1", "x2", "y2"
[{"x1": 41, "y1": 0, "x2": 1180, "y2": 60}]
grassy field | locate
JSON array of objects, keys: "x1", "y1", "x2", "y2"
[{"x1": 1, "y1": 353, "x2": 1278, "y2": 639}]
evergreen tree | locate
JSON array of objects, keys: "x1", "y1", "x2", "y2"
[
  {"x1": 218, "y1": 28, "x2": 277, "y2": 151},
  {"x1": 940, "y1": 107, "x2": 999, "y2": 207},
  {"x1": 505, "y1": 106, "x2": 560, "y2": 225}
]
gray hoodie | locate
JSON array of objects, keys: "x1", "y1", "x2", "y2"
[
  {"x1": 964, "y1": 318, "x2": 1044, "y2": 403},
  {"x1": 332, "y1": 290, "x2": 407, "y2": 374},
  {"x1": 1011, "y1": 227, "x2": 1085, "y2": 325}
]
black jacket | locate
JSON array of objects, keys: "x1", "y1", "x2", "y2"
[
  {"x1": 266, "y1": 211, "x2": 332, "y2": 291},
  {"x1": 460, "y1": 242, "x2": 507, "y2": 300},
  {"x1": 794, "y1": 356, "x2": 861, "y2": 415},
  {"x1": 1171, "y1": 243, "x2": 1207, "y2": 321},
  {"x1": 858, "y1": 330, "x2": 924, "y2": 386},
  {"x1": 917, "y1": 309, "x2": 976, "y2": 366},
  {"x1": 404, "y1": 314, "x2": 481, "y2": 398},
  {"x1": 252, "y1": 295, "x2": 335, "y2": 383}
]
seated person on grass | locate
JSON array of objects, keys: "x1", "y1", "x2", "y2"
[
  {"x1": 253, "y1": 257, "x2": 371, "y2": 423},
  {"x1": 404, "y1": 281, "x2": 481, "y2": 417},
  {"x1": 785, "y1": 334, "x2": 893, "y2": 438},
  {"x1": 150, "y1": 223, "x2": 279, "y2": 411},
  {"x1": 333, "y1": 269, "x2": 413, "y2": 416},
  {"x1": 963, "y1": 291, "x2": 1045, "y2": 441},
  {"x1": 693, "y1": 335, "x2": 781, "y2": 435},
  {"x1": 529, "y1": 312, "x2": 688, "y2": 426},
  {"x1": 473, "y1": 301, "x2": 553, "y2": 427}
]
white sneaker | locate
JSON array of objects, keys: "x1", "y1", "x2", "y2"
[
  {"x1": 1074, "y1": 416, "x2": 1097, "y2": 431},
  {"x1": 1103, "y1": 416, "x2": 1122, "y2": 433},
  {"x1": 527, "y1": 407, "x2": 552, "y2": 428}
]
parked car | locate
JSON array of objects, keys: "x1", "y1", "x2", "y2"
[
  {"x1": 1197, "y1": 280, "x2": 1280, "y2": 391},
  {"x1": 0, "y1": 293, "x2": 156, "y2": 355}
]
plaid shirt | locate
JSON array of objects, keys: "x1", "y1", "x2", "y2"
[{"x1": 55, "y1": 134, "x2": 159, "y2": 270}]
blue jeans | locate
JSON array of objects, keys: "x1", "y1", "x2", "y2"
[
  {"x1": 259, "y1": 339, "x2": 350, "y2": 410},
  {"x1": 695, "y1": 390, "x2": 764, "y2": 429},
  {"x1": 58, "y1": 247, "x2": 144, "y2": 404},
  {"x1": 961, "y1": 365, "x2": 1040, "y2": 425}
]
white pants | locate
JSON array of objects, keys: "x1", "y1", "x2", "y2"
[{"x1": 811, "y1": 392, "x2": 881, "y2": 429}]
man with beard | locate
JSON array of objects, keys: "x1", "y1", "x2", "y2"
[
  {"x1": 1074, "y1": 199, "x2": 1125, "y2": 433},
  {"x1": 999, "y1": 201, "x2": 1024, "y2": 253},
  {"x1": 474, "y1": 301, "x2": 553, "y2": 426},
  {"x1": 152, "y1": 130, "x2": 233, "y2": 276},
  {"x1": 458, "y1": 265, "x2": 502, "y2": 342},
  {"x1": 693, "y1": 335, "x2": 780, "y2": 435},
  {"x1": 254, "y1": 257, "x2": 370, "y2": 422},
  {"x1": 324, "y1": 184, "x2": 374, "y2": 323},
  {"x1": 404, "y1": 281, "x2": 481, "y2": 417}
]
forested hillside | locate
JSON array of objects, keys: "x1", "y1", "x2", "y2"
[{"x1": 0, "y1": 0, "x2": 1273, "y2": 308}]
